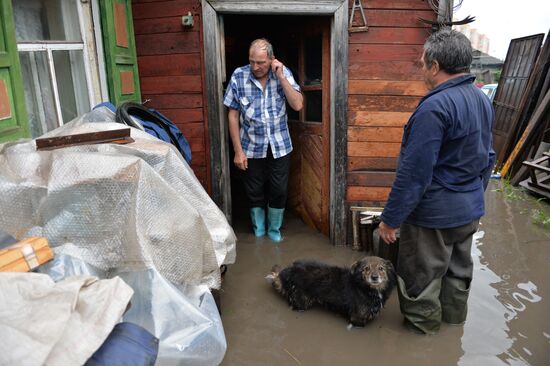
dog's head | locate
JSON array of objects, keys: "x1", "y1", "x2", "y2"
[{"x1": 351, "y1": 256, "x2": 396, "y2": 291}]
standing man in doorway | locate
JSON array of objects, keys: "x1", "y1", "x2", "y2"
[
  {"x1": 223, "y1": 38, "x2": 303, "y2": 242},
  {"x1": 378, "y1": 29, "x2": 495, "y2": 334}
]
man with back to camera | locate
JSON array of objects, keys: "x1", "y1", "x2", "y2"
[
  {"x1": 377, "y1": 29, "x2": 496, "y2": 334},
  {"x1": 223, "y1": 39, "x2": 303, "y2": 242}
]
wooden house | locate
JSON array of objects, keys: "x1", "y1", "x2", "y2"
[{"x1": 0, "y1": 0, "x2": 442, "y2": 245}]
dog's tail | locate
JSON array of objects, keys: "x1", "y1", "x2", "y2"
[{"x1": 265, "y1": 265, "x2": 283, "y2": 293}]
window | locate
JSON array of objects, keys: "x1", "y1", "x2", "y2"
[{"x1": 13, "y1": 0, "x2": 104, "y2": 137}]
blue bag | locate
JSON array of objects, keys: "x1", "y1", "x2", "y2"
[
  {"x1": 85, "y1": 322, "x2": 159, "y2": 366},
  {"x1": 94, "y1": 102, "x2": 192, "y2": 164}
]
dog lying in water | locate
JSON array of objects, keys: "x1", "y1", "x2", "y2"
[{"x1": 266, "y1": 256, "x2": 396, "y2": 327}]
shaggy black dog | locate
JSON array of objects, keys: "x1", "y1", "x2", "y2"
[{"x1": 266, "y1": 256, "x2": 396, "y2": 327}]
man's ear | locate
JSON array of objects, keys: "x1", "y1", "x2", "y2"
[{"x1": 431, "y1": 60, "x2": 441, "y2": 75}]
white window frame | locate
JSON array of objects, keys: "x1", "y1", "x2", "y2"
[{"x1": 15, "y1": 0, "x2": 107, "y2": 128}]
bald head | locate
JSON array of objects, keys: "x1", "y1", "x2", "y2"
[{"x1": 249, "y1": 38, "x2": 274, "y2": 59}]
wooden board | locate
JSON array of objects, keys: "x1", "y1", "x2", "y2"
[
  {"x1": 133, "y1": 0, "x2": 200, "y2": 19},
  {"x1": 348, "y1": 80, "x2": 427, "y2": 96},
  {"x1": 349, "y1": 111, "x2": 411, "y2": 126},
  {"x1": 36, "y1": 129, "x2": 132, "y2": 150},
  {"x1": 134, "y1": 15, "x2": 202, "y2": 34},
  {"x1": 138, "y1": 54, "x2": 201, "y2": 76},
  {"x1": 347, "y1": 186, "x2": 391, "y2": 201},
  {"x1": 349, "y1": 60, "x2": 423, "y2": 80},
  {"x1": 349, "y1": 44, "x2": 424, "y2": 62},
  {"x1": 140, "y1": 75, "x2": 202, "y2": 93},
  {"x1": 349, "y1": 95, "x2": 420, "y2": 112},
  {"x1": 348, "y1": 126, "x2": 403, "y2": 142},
  {"x1": 348, "y1": 156, "x2": 398, "y2": 171},
  {"x1": 347, "y1": 171, "x2": 396, "y2": 187},
  {"x1": 135, "y1": 32, "x2": 200, "y2": 55},
  {"x1": 0, "y1": 237, "x2": 53, "y2": 272},
  {"x1": 144, "y1": 94, "x2": 203, "y2": 109},
  {"x1": 348, "y1": 142, "x2": 401, "y2": 157},
  {"x1": 349, "y1": 27, "x2": 429, "y2": 45}
]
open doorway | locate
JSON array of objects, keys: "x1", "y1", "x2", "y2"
[{"x1": 223, "y1": 15, "x2": 331, "y2": 235}]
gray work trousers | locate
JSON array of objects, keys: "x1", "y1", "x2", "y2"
[{"x1": 397, "y1": 220, "x2": 480, "y2": 297}]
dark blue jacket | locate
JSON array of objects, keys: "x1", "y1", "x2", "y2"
[{"x1": 380, "y1": 75, "x2": 495, "y2": 229}]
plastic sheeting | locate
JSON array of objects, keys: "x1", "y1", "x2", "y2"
[
  {"x1": 0, "y1": 272, "x2": 133, "y2": 366},
  {"x1": 39, "y1": 252, "x2": 227, "y2": 365},
  {"x1": 0, "y1": 107, "x2": 236, "y2": 288}
]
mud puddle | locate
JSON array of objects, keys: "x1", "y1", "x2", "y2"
[{"x1": 220, "y1": 181, "x2": 550, "y2": 365}]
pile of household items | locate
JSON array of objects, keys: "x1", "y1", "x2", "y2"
[{"x1": 0, "y1": 105, "x2": 236, "y2": 366}]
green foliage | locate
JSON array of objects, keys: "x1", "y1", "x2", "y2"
[
  {"x1": 495, "y1": 179, "x2": 549, "y2": 229},
  {"x1": 494, "y1": 179, "x2": 524, "y2": 201},
  {"x1": 494, "y1": 69, "x2": 502, "y2": 83}
]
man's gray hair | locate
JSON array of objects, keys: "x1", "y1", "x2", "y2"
[
  {"x1": 423, "y1": 29, "x2": 472, "y2": 74},
  {"x1": 250, "y1": 38, "x2": 274, "y2": 59}
]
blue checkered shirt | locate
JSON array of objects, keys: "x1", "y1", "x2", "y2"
[{"x1": 223, "y1": 65, "x2": 300, "y2": 158}]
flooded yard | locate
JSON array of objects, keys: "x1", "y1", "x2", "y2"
[{"x1": 219, "y1": 180, "x2": 550, "y2": 365}]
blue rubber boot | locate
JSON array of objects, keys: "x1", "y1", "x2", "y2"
[
  {"x1": 250, "y1": 207, "x2": 266, "y2": 237},
  {"x1": 267, "y1": 207, "x2": 285, "y2": 242}
]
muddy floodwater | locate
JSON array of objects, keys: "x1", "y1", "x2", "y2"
[{"x1": 220, "y1": 181, "x2": 550, "y2": 366}]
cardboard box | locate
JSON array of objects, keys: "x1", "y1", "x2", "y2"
[{"x1": 0, "y1": 237, "x2": 54, "y2": 272}]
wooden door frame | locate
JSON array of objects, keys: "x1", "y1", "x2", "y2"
[{"x1": 201, "y1": 0, "x2": 348, "y2": 245}]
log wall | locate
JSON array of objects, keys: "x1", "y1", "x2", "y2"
[
  {"x1": 132, "y1": 0, "x2": 209, "y2": 189},
  {"x1": 347, "y1": 0, "x2": 433, "y2": 205}
]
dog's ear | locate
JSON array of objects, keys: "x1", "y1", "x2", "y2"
[
  {"x1": 384, "y1": 259, "x2": 395, "y2": 272},
  {"x1": 351, "y1": 261, "x2": 361, "y2": 274}
]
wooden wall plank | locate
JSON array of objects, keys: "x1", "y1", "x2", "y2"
[
  {"x1": 188, "y1": 137, "x2": 205, "y2": 152},
  {"x1": 350, "y1": 0, "x2": 433, "y2": 10},
  {"x1": 138, "y1": 54, "x2": 201, "y2": 76},
  {"x1": 134, "y1": 15, "x2": 201, "y2": 34},
  {"x1": 347, "y1": 186, "x2": 391, "y2": 201},
  {"x1": 191, "y1": 151, "x2": 206, "y2": 166},
  {"x1": 349, "y1": 80, "x2": 427, "y2": 96},
  {"x1": 349, "y1": 95, "x2": 420, "y2": 112},
  {"x1": 135, "y1": 32, "x2": 200, "y2": 55},
  {"x1": 349, "y1": 111, "x2": 411, "y2": 126},
  {"x1": 348, "y1": 156, "x2": 398, "y2": 171},
  {"x1": 348, "y1": 126, "x2": 403, "y2": 142},
  {"x1": 349, "y1": 27, "x2": 429, "y2": 45},
  {"x1": 140, "y1": 75, "x2": 201, "y2": 93},
  {"x1": 363, "y1": 10, "x2": 432, "y2": 28},
  {"x1": 347, "y1": 171, "x2": 396, "y2": 187},
  {"x1": 144, "y1": 93, "x2": 203, "y2": 109},
  {"x1": 349, "y1": 60, "x2": 423, "y2": 80},
  {"x1": 174, "y1": 122, "x2": 204, "y2": 138},
  {"x1": 348, "y1": 142, "x2": 401, "y2": 157},
  {"x1": 133, "y1": 1, "x2": 199, "y2": 19},
  {"x1": 350, "y1": 44, "x2": 423, "y2": 62},
  {"x1": 161, "y1": 108, "x2": 204, "y2": 123}
]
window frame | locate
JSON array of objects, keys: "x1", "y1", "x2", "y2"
[{"x1": 14, "y1": 0, "x2": 104, "y2": 130}]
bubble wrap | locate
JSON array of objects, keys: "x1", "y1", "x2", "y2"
[{"x1": 0, "y1": 108, "x2": 236, "y2": 288}]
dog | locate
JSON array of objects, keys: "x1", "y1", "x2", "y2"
[{"x1": 265, "y1": 256, "x2": 396, "y2": 327}]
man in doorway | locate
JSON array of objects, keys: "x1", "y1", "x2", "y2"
[
  {"x1": 223, "y1": 38, "x2": 303, "y2": 242},
  {"x1": 378, "y1": 29, "x2": 495, "y2": 334}
]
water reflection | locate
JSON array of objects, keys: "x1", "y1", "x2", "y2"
[{"x1": 460, "y1": 230, "x2": 545, "y2": 365}]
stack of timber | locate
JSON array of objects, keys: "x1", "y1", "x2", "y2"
[{"x1": 493, "y1": 29, "x2": 550, "y2": 190}]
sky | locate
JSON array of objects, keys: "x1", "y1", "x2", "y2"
[{"x1": 454, "y1": 0, "x2": 550, "y2": 60}]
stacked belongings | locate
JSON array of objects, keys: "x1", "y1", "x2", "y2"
[{"x1": 0, "y1": 106, "x2": 237, "y2": 365}]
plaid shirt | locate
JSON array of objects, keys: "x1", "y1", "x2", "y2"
[{"x1": 223, "y1": 65, "x2": 300, "y2": 159}]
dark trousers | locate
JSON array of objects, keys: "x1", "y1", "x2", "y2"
[
  {"x1": 244, "y1": 148, "x2": 291, "y2": 209},
  {"x1": 397, "y1": 220, "x2": 479, "y2": 297}
]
